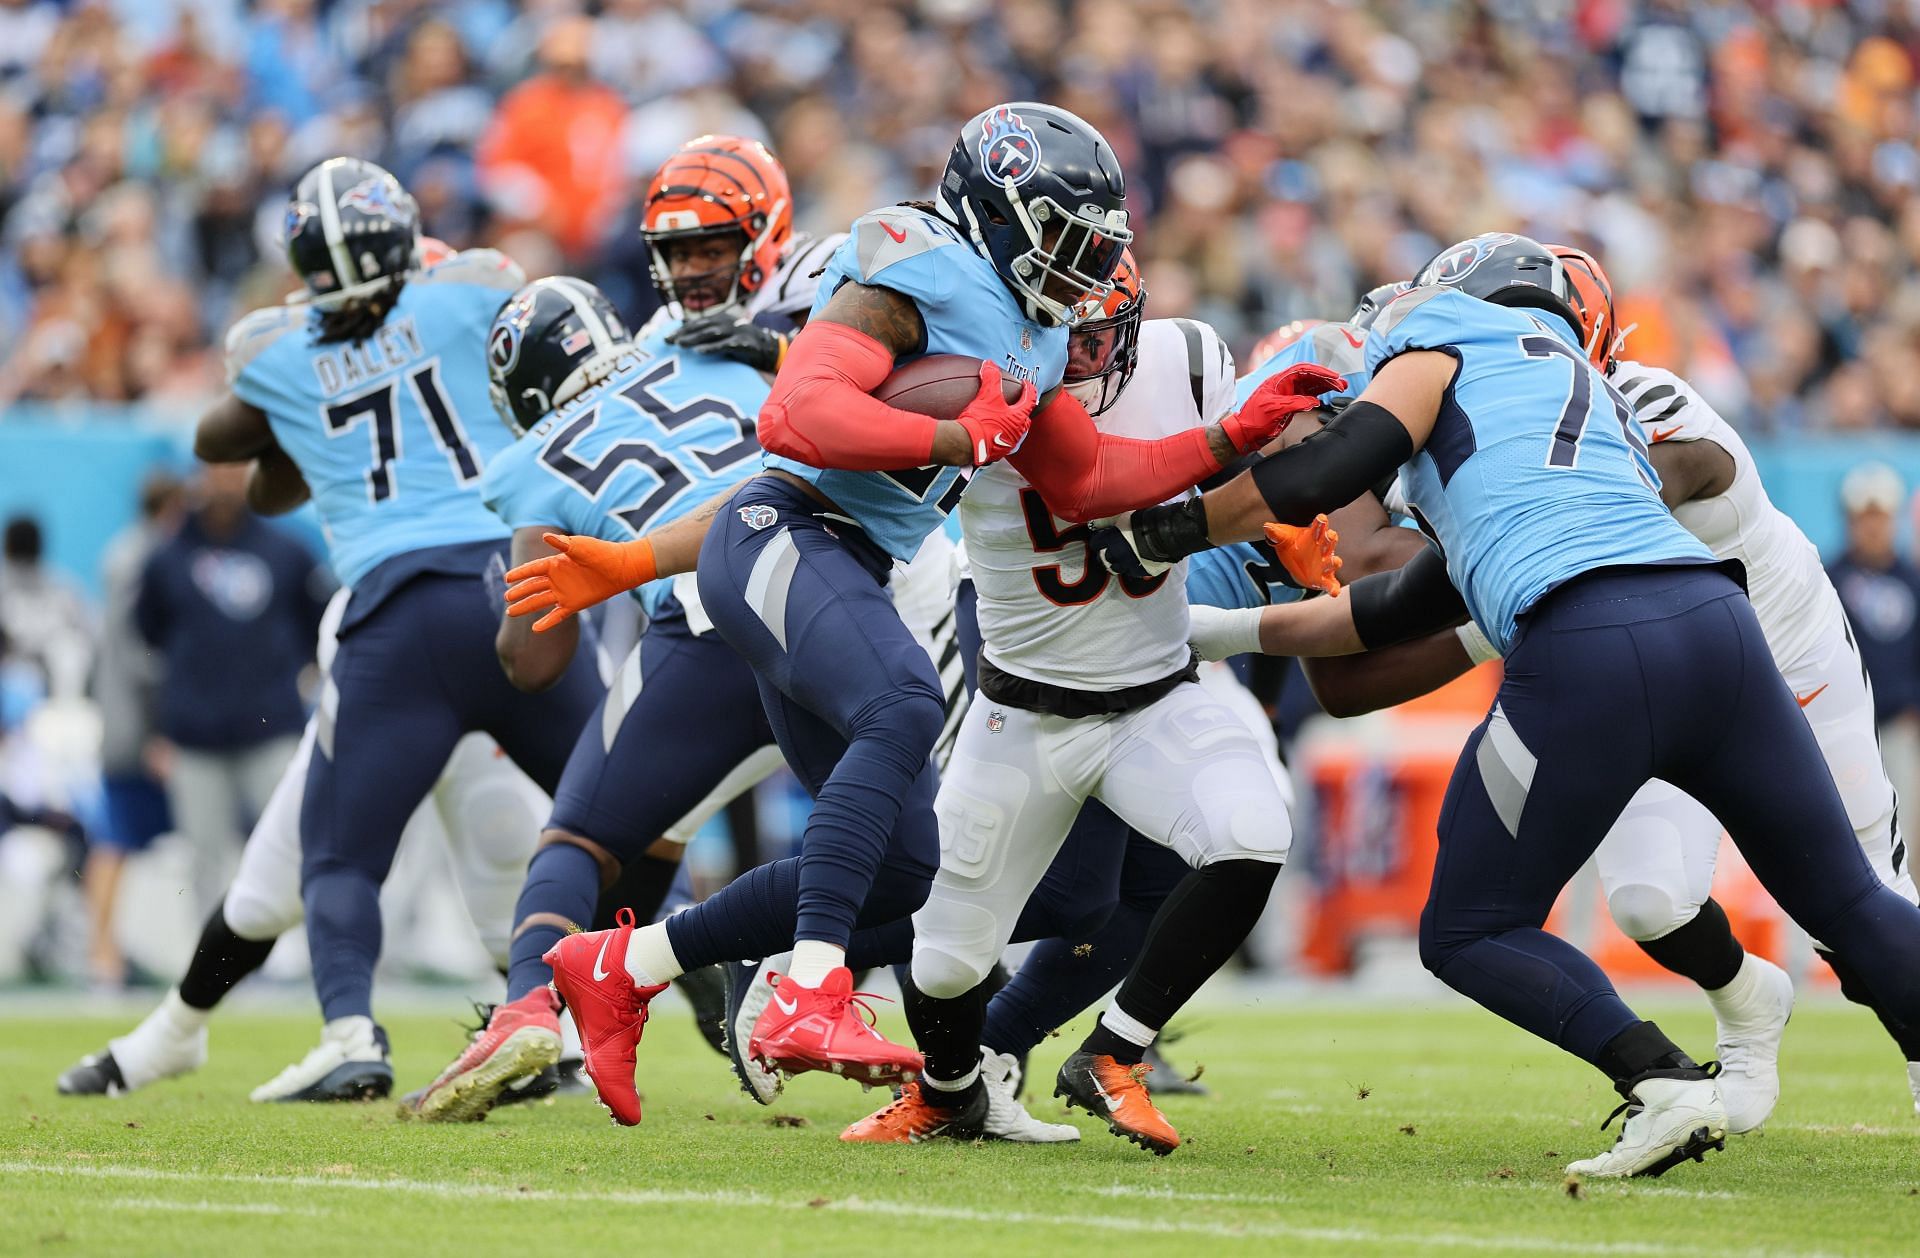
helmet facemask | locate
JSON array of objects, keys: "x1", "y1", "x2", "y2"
[
  {"x1": 645, "y1": 222, "x2": 765, "y2": 320},
  {"x1": 1063, "y1": 253, "x2": 1145, "y2": 415},
  {"x1": 946, "y1": 181, "x2": 1132, "y2": 327}
]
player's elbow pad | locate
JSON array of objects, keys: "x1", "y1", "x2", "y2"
[
  {"x1": 1348, "y1": 543, "x2": 1468, "y2": 650},
  {"x1": 756, "y1": 395, "x2": 824, "y2": 466},
  {"x1": 1250, "y1": 401, "x2": 1414, "y2": 526}
]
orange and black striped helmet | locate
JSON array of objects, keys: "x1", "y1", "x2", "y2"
[
  {"x1": 1548, "y1": 243, "x2": 1618, "y2": 372},
  {"x1": 642, "y1": 135, "x2": 792, "y2": 314},
  {"x1": 1065, "y1": 247, "x2": 1146, "y2": 415}
]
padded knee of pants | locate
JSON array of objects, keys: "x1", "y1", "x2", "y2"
[
  {"x1": 1606, "y1": 882, "x2": 1694, "y2": 943},
  {"x1": 851, "y1": 685, "x2": 945, "y2": 756},
  {"x1": 910, "y1": 946, "x2": 996, "y2": 1001},
  {"x1": 222, "y1": 877, "x2": 301, "y2": 943}
]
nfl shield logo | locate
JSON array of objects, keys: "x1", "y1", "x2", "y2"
[
  {"x1": 1020, "y1": 328, "x2": 1032, "y2": 352},
  {"x1": 986, "y1": 710, "x2": 1005, "y2": 733},
  {"x1": 738, "y1": 504, "x2": 779, "y2": 530}
]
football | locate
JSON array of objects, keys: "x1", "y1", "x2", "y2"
[{"x1": 872, "y1": 353, "x2": 1024, "y2": 421}]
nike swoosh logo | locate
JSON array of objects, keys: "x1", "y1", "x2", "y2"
[
  {"x1": 591, "y1": 935, "x2": 614, "y2": 982},
  {"x1": 1650, "y1": 426, "x2": 1682, "y2": 443},
  {"x1": 880, "y1": 222, "x2": 908, "y2": 243},
  {"x1": 771, "y1": 988, "x2": 798, "y2": 1016},
  {"x1": 1796, "y1": 684, "x2": 1828, "y2": 709},
  {"x1": 1341, "y1": 329, "x2": 1363, "y2": 349}
]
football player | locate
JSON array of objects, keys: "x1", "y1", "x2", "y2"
[
  {"x1": 839, "y1": 253, "x2": 1378, "y2": 1152},
  {"x1": 512, "y1": 104, "x2": 1319, "y2": 1113},
  {"x1": 193, "y1": 158, "x2": 605, "y2": 1100},
  {"x1": 1285, "y1": 246, "x2": 1920, "y2": 1128},
  {"x1": 1094, "y1": 232, "x2": 1920, "y2": 1177}
]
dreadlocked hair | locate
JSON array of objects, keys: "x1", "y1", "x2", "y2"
[{"x1": 314, "y1": 275, "x2": 409, "y2": 345}]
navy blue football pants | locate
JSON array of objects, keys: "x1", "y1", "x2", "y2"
[
  {"x1": 1422, "y1": 565, "x2": 1920, "y2": 1068},
  {"x1": 504, "y1": 600, "x2": 773, "y2": 1001},
  {"x1": 302, "y1": 571, "x2": 602, "y2": 1022},
  {"x1": 684, "y1": 477, "x2": 943, "y2": 956}
]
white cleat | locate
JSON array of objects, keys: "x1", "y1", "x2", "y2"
[
  {"x1": 1709, "y1": 954, "x2": 1795, "y2": 1133},
  {"x1": 250, "y1": 1015, "x2": 393, "y2": 1103},
  {"x1": 980, "y1": 1049, "x2": 1079, "y2": 1143},
  {"x1": 1566, "y1": 1075, "x2": 1727, "y2": 1179},
  {"x1": 1907, "y1": 1062, "x2": 1920, "y2": 1117}
]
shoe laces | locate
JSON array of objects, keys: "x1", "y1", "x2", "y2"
[
  {"x1": 1600, "y1": 1061, "x2": 1720, "y2": 1130},
  {"x1": 772, "y1": 973, "x2": 894, "y2": 1028}
]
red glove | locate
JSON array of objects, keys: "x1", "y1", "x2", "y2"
[
  {"x1": 1220, "y1": 363, "x2": 1349, "y2": 454},
  {"x1": 953, "y1": 362, "x2": 1037, "y2": 466}
]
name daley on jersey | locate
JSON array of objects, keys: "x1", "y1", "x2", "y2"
[{"x1": 310, "y1": 316, "x2": 426, "y2": 395}]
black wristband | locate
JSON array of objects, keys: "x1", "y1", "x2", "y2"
[
  {"x1": 1132, "y1": 497, "x2": 1211, "y2": 563},
  {"x1": 1249, "y1": 399, "x2": 1414, "y2": 525},
  {"x1": 1347, "y1": 543, "x2": 1468, "y2": 650}
]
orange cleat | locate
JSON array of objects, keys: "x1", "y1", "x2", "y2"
[
  {"x1": 747, "y1": 967, "x2": 923, "y2": 1085},
  {"x1": 409, "y1": 987, "x2": 562, "y2": 1122},
  {"x1": 1053, "y1": 1050, "x2": 1181, "y2": 1156},
  {"x1": 543, "y1": 908, "x2": 668, "y2": 1126},
  {"x1": 840, "y1": 1080, "x2": 989, "y2": 1143}
]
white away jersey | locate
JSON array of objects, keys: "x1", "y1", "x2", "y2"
[
  {"x1": 748, "y1": 231, "x2": 844, "y2": 323},
  {"x1": 961, "y1": 317, "x2": 1235, "y2": 689},
  {"x1": 1613, "y1": 359, "x2": 1844, "y2": 668}
]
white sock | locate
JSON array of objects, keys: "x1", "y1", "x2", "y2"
[
  {"x1": 624, "y1": 922, "x2": 684, "y2": 986},
  {"x1": 1704, "y1": 952, "x2": 1767, "y2": 1024},
  {"x1": 110, "y1": 989, "x2": 209, "y2": 1087},
  {"x1": 1098, "y1": 1003, "x2": 1159, "y2": 1049},
  {"x1": 156, "y1": 988, "x2": 210, "y2": 1036},
  {"x1": 923, "y1": 1065, "x2": 980, "y2": 1093},
  {"x1": 786, "y1": 940, "x2": 845, "y2": 987}
]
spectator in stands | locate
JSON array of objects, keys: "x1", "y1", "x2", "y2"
[
  {"x1": 1828, "y1": 463, "x2": 1920, "y2": 811},
  {"x1": 134, "y1": 463, "x2": 326, "y2": 917},
  {"x1": 84, "y1": 470, "x2": 185, "y2": 987},
  {"x1": 0, "y1": 514, "x2": 92, "y2": 702}
]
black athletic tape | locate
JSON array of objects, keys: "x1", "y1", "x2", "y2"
[{"x1": 1347, "y1": 543, "x2": 1468, "y2": 650}]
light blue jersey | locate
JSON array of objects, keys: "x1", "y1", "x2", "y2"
[
  {"x1": 227, "y1": 250, "x2": 525, "y2": 586},
  {"x1": 765, "y1": 206, "x2": 1067, "y2": 561},
  {"x1": 1186, "y1": 542, "x2": 1308, "y2": 612},
  {"x1": 1365, "y1": 286, "x2": 1711, "y2": 650},
  {"x1": 480, "y1": 323, "x2": 766, "y2": 618},
  {"x1": 1234, "y1": 321, "x2": 1373, "y2": 409}
]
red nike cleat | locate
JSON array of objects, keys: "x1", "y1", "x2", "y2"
[
  {"x1": 747, "y1": 966, "x2": 923, "y2": 1085},
  {"x1": 543, "y1": 908, "x2": 667, "y2": 1126},
  {"x1": 410, "y1": 987, "x2": 562, "y2": 1122}
]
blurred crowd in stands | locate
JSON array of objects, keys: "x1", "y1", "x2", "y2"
[{"x1": 3, "y1": 0, "x2": 1920, "y2": 430}]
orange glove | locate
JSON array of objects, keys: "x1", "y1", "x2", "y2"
[
  {"x1": 1222, "y1": 363, "x2": 1349, "y2": 453},
  {"x1": 1263, "y1": 515, "x2": 1342, "y2": 597},
  {"x1": 505, "y1": 534, "x2": 658, "y2": 632}
]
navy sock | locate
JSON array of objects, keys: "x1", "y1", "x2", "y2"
[
  {"x1": 665, "y1": 856, "x2": 801, "y2": 969},
  {"x1": 506, "y1": 844, "x2": 600, "y2": 1001},
  {"x1": 304, "y1": 867, "x2": 384, "y2": 1021},
  {"x1": 592, "y1": 853, "x2": 680, "y2": 931},
  {"x1": 982, "y1": 902, "x2": 1152, "y2": 1058}
]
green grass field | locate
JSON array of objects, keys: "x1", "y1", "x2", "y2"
[{"x1": 3, "y1": 996, "x2": 1916, "y2": 1257}]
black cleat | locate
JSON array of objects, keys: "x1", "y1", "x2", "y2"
[
  {"x1": 1054, "y1": 1050, "x2": 1180, "y2": 1156},
  {"x1": 58, "y1": 1049, "x2": 129, "y2": 1097},
  {"x1": 674, "y1": 964, "x2": 729, "y2": 1056}
]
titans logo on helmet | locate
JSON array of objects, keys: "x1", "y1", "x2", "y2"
[
  {"x1": 978, "y1": 106, "x2": 1041, "y2": 188},
  {"x1": 341, "y1": 175, "x2": 409, "y2": 225},
  {"x1": 1428, "y1": 232, "x2": 1520, "y2": 286},
  {"x1": 488, "y1": 294, "x2": 538, "y2": 376},
  {"x1": 283, "y1": 202, "x2": 315, "y2": 243}
]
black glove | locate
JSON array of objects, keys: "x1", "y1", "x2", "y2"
[
  {"x1": 665, "y1": 312, "x2": 787, "y2": 373},
  {"x1": 1089, "y1": 519, "x2": 1170, "y2": 581}
]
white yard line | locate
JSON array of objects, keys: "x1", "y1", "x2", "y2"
[
  {"x1": 104, "y1": 1197, "x2": 317, "y2": 1216},
  {"x1": 0, "y1": 1161, "x2": 1840, "y2": 1257}
]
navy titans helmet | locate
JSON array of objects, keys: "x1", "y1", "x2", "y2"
[
  {"x1": 487, "y1": 277, "x2": 634, "y2": 435},
  {"x1": 284, "y1": 157, "x2": 421, "y2": 307},
  {"x1": 1414, "y1": 232, "x2": 1583, "y2": 335},
  {"x1": 1350, "y1": 281, "x2": 1411, "y2": 330},
  {"x1": 937, "y1": 102, "x2": 1131, "y2": 327}
]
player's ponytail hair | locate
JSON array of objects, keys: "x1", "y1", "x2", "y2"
[{"x1": 315, "y1": 276, "x2": 408, "y2": 345}]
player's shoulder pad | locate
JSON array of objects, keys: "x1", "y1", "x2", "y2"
[
  {"x1": 223, "y1": 304, "x2": 304, "y2": 383},
  {"x1": 413, "y1": 247, "x2": 527, "y2": 294},
  {"x1": 757, "y1": 231, "x2": 848, "y2": 320},
  {"x1": 1610, "y1": 360, "x2": 1715, "y2": 442},
  {"x1": 1159, "y1": 317, "x2": 1237, "y2": 423},
  {"x1": 848, "y1": 208, "x2": 964, "y2": 287},
  {"x1": 1364, "y1": 285, "x2": 1471, "y2": 369}
]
